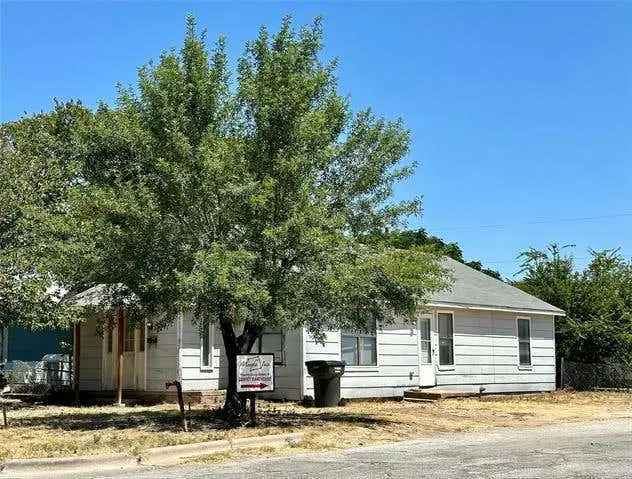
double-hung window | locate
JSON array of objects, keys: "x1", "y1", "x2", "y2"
[
  {"x1": 201, "y1": 320, "x2": 213, "y2": 369},
  {"x1": 438, "y1": 312, "x2": 454, "y2": 366},
  {"x1": 256, "y1": 331, "x2": 285, "y2": 365},
  {"x1": 517, "y1": 318, "x2": 531, "y2": 366},
  {"x1": 342, "y1": 321, "x2": 377, "y2": 367},
  {"x1": 124, "y1": 321, "x2": 135, "y2": 352},
  {"x1": 106, "y1": 325, "x2": 113, "y2": 353}
]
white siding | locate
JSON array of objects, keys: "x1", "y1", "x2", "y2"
[
  {"x1": 435, "y1": 310, "x2": 556, "y2": 393},
  {"x1": 146, "y1": 319, "x2": 179, "y2": 392},
  {"x1": 179, "y1": 312, "x2": 220, "y2": 392},
  {"x1": 78, "y1": 319, "x2": 102, "y2": 391},
  {"x1": 260, "y1": 329, "x2": 303, "y2": 401},
  {"x1": 295, "y1": 309, "x2": 556, "y2": 400},
  {"x1": 303, "y1": 319, "x2": 420, "y2": 399}
]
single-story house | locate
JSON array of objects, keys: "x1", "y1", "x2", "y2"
[{"x1": 74, "y1": 257, "x2": 564, "y2": 401}]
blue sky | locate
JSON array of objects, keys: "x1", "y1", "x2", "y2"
[{"x1": 2, "y1": 1, "x2": 631, "y2": 278}]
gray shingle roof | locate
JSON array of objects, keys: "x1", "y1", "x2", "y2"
[{"x1": 429, "y1": 257, "x2": 565, "y2": 315}]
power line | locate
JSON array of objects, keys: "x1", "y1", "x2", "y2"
[
  {"x1": 482, "y1": 256, "x2": 591, "y2": 265},
  {"x1": 425, "y1": 213, "x2": 632, "y2": 232}
]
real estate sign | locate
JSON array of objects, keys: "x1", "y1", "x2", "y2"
[{"x1": 236, "y1": 354, "x2": 275, "y2": 393}]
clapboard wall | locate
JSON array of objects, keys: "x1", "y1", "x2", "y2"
[
  {"x1": 302, "y1": 319, "x2": 421, "y2": 399},
  {"x1": 78, "y1": 319, "x2": 102, "y2": 390},
  {"x1": 179, "y1": 312, "x2": 220, "y2": 392},
  {"x1": 434, "y1": 309, "x2": 556, "y2": 393}
]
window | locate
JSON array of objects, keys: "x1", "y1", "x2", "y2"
[
  {"x1": 517, "y1": 318, "x2": 531, "y2": 366},
  {"x1": 139, "y1": 322, "x2": 146, "y2": 352},
  {"x1": 438, "y1": 312, "x2": 454, "y2": 366},
  {"x1": 342, "y1": 321, "x2": 377, "y2": 367},
  {"x1": 201, "y1": 321, "x2": 213, "y2": 369},
  {"x1": 124, "y1": 321, "x2": 135, "y2": 352},
  {"x1": 106, "y1": 325, "x2": 113, "y2": 353},
  {"x1": 257, "y1": 331, "x2": 285, "y2": 365},
  {"x1": 419, "y1": 318, "x2": 431, "y2": 364}
]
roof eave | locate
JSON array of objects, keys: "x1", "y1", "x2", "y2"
[{"x1": 426, "y1": 301, "x2": 566, "y2": 317}]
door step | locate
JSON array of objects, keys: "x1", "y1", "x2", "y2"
[
  {"x1": 403, "y1": 397, "x2": 434, "y2": 403},
  {"x1": 404, "y1": 389, "x2": 479, "y2": 401}
]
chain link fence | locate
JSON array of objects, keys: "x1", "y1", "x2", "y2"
[{"x1": 560, "y1": 359, "x2": 632, "y2": 391}]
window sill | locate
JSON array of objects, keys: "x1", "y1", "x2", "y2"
[
  {"x1": 200, "y1": 367, "x2": 214, "y2": 372},
  {"x1": 437, "y1": 365, "x2": 455, "y2": 371},
  {"x1": 518, "y1": 365, "x2": 533, "y2": 371}
]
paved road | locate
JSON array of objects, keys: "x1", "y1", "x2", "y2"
[{"x1": 92, "y1": 420, "x2": 631, "y2": 479}]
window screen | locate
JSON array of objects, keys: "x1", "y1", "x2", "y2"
[
  {"x1": 138, "y1": 322, "x2": 145, "y2": 352},
  {"x1": 124, "y1": 322, "x2": 135, "y2": 352},
  {"x1": 419, "y1": 318, "x2": 431, "y2": 364},
  {"x1": 518, "y1": 318, "x2": 531, "y2": 366},
  {"x1": 258, "y1": 331, "x2": 285, "y2": 365},
  {"x1": 438, "y1": 313, "x2": 454, "y2": 366},
  {"x1": 106, "y1": 326, "x2": 113, "y2": 353}
]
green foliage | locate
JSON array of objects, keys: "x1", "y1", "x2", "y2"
[
  {"x1": 0, "y1": 102, "x2": 89, "y2": 328},
  {"x1": 363, "y1": 228, "x2": 503, "y2": 280},
  {"x1": 1, "y1": 17, "x2": 452, "y2": 417},
  {"x1": 2, "y1": 17, "x2": 450, "y2": 337},
  {"x1": 515, "y1": 244, "x2": 632, "y2": 363}
]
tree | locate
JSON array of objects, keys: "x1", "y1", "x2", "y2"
[
  {"x1": 363, "y1": 228, "x2": 503, "y2": 280},
  {"x1": 0, "y1": 102, "x2": 89, "y2": 330},
  {"x1": 515, "y1": 244, "x2": 632, "y2": 363},
  {"x1": 5, "y1": 17, "x2": 449, "y2": 420}
]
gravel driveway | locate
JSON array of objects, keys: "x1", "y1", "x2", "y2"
[{"x1": 89, "y1": 419, "x2": 631, "y2": 479}]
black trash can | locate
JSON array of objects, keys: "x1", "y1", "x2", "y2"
[{"x1": 305, "y1": 360, "x2": 346, "y2": 407}]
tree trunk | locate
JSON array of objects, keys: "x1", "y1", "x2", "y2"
[{"x1": 219, "y1": 305, "x2": 262, "y2": 422}]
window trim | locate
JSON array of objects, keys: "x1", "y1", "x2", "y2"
[
  {"x1": 200, "y1": 321, "x2": 214, "y2": 371},
  {"x1": 341, "y1": 321, "x2": 379, "y2": 370},
  {"x1": 516, "y1": 316, "x2": 533, "y2": 369},
  {"x1": 436, "y1": 310, "x2": 455, "y2": 370}
]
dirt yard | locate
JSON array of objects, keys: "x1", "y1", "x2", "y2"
[{"x1": 0, "y1": 391, "x2": 629, "y2": 460}]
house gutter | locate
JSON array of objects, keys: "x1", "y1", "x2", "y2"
[{"x1": 426, "y1": 302, "x2": 565, "y2": 317}]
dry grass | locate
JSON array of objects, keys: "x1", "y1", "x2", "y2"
[{"x1": 0, "y1": 391, "x2": 629, "y2": 460}]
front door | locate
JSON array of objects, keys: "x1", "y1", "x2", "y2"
[
  {"x1": 122, "y1": 320, "x2": 145, "y2": 390},
  {"x1": 123, "y1": 321, "x2": 136, "y2": 389},
  {"x1": 101, "y1": 324, "x2": 115, "y2": 390},
  {"x1": 418, "y1": 315, "x2": 436, "y2": 386}
]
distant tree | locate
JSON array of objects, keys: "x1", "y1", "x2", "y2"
[
  {"x1": 515, "y1": 244, "x2": 632, "y2": 363},
  {"x1": 4, "y1": 17, "x2": 450, "y2": 420},
  {"x1": 363, "y1": 228, "x2": 503, "y2": 280}
]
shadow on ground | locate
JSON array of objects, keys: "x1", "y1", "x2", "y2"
[{"x1": 11, "y1": 405, "x2": 393, "y2": 433}]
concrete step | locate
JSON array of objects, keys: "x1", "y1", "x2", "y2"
[{"x1": 404, "y1": 389, "x2": 479, "y2": 400}]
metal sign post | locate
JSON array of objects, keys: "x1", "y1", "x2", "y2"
[{"x1": 236, "y1": 354, "x2": 275, "y2": 424}]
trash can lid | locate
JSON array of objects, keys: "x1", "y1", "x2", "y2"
[{"x1": 305, "y1": 360, "x2": 346, "y2": 367}]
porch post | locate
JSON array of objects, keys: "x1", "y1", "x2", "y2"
[
  {"x1": 116, "y1": 306, "x2": 125, "y2": 406},
  {"x1": 73, "y1": 322, "x2": 81, "y2": 405}
]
